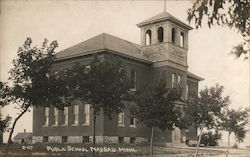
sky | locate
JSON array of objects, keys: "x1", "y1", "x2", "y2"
[{"x1": 0, "y1": 0, "x2": 249, "y2": 145}]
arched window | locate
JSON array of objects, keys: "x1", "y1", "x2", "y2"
[
  {"x1": 180, "y1": 32, "x2": 184, "y2": 47},
  {"x1": 171, "y1": 28, "x2": 176, "y2": 43},
  {"x1": 157, "y1": 27, "x2": 164, "y2": 43},
  {"x1": 145, "y1": 30, "x2": 151, "y2": 45}
]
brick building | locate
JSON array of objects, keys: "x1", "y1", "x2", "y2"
[{"x1": 32, "y1": 11, "x2": 203, "y2": 146}]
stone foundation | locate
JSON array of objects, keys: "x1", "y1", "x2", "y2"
[
  {"x1": 89, "y1": 136, "x2": 103, "y2": 143},
  {"x1": 135, "y1": 137, "x2": 148, "y2": 144},
  {"x1": 103, "y1": 136, "x2": 118, "y2": 143},
  {"x1": 32, "y1": 136, "x2": 43, "y2": 144},
  {"x1": 124, "y1": 137, "x2": 130, "y2": 144},
  {"x1": 33, "y1": 135, "x2": 148, "y2": 144},
  {"x1": 68, "y1": 136, "x2": 82, "y2": 144},
  {"x1": 48, "y1": 136, "x2": 62, "y2": 143}
]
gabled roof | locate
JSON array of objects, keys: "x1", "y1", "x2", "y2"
[
  {"x1": 56, "y1": 33, "x2": 150, "y2": 63},
  {"x1": 187, "y1": 71, "x2": 204, "y2": 81},
  {"x1": 137, "y1": 11, "x2": 193, "y2": 30},
  {"x1": 14, "y1": 132, "x2": 32, "y2": 140}
]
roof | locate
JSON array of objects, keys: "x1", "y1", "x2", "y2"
[
  {"x1": 187, "y1": 71, "x2": 204, "y2": 81},
  {"x1": 14, "y1": 132, "x2": 32, "y2": 140},
  {"x1": 55, "y1": 33, "x2": 204, "y2": 82},
  {"x1": 56, "y1": 33, "x2": 150, "y2": 63},
  {"x1": 137, "y1": 11, "x2": 193, "y2": 30}
]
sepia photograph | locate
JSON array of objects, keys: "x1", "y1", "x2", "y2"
[{"x1": 0, "y1": 0, "x2": 249, "y2": 156}]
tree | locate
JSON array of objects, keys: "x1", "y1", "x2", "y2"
[
  {"x1": 66, "y1": 55, "x2": 130, "y2": 157},
  {"x1": 200, "y1": 131, "x2": 222, "y2": 146},
  {"x1": 185, "y1": 84, "x2": 230, "y2": 157},
  {"x1": 187, "y1": 0, "x2": 250, "y2": 59},
  {"x1": 0, "y1": 114, "x2": 11, "y2": 133},
  {"x1": 131, "y1": 81, "x2": 182, "y2": 157},
  {"x1": 0, "y1": 112, "x2": 11, "y2": 141},
  {"x1": 221, "y1": 108, "x2": 249, "y2": 157},
  {"x1": 0, "y1": 38, "x2": 62, "y2": 145}
]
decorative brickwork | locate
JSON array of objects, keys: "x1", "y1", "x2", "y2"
[
  {"x1": 68, "y1": 136, "x2": 82, "y2": 144},
  {"x1": 32, "y1": 136, "x2": 43, "y2": 143},
  {"x1": 48, "y1": 136, "x2": 62, "y2": 143}
]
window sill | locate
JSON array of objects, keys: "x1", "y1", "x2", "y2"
[
  {"x1": 42, "y1": 125, "x2": 49, "y2": 127},
  {"x1": 61, "y1": 124, "x2": 68, "y2": 127},
  {"x1": 51, "y1": 124, "x2": 58, "y2": 127},
  {"x1": 82, "y1": 123, "x2": 90, "y2": 126},
  {"x1": 130, "y1": 89, "x2": 136, "y2": 92},
  {"x1": 71, "y1": 123, "x2": 79, "y2": 126},
  {"x1": 118, "y1": 124, "x2": 125, "y2": 127},
  {"x1": 129, "y1": 125, "x2": 136, "y2": 128}
]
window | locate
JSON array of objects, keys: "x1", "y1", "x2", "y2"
[
  {"x1": 157, "y1": 27, "x2": 164, "y2": 43},
  {"x1": 53, "y1": 107, "x2": 58, "y2": 126},
  {"x1": 62, "y1": 136, "x2": 68, "y2": 143},
  {"x1": 171, "y1": 73, "x2": 176, "y2": 88},
  {"x1": 84, "y1": 65, "x2": 91, "y2": 74},
  {"x1": 44, "y1": 107, "x2": 49, "y2": 126},
  {"x1": 119, "y1": 66, "x2": 125, "y2": 74},
  {"x1": 119, "y1": 67, "x2": 125, "y2": 82},
  {"x1": 177, "y1": 75, "x2": 181, "y2": 87},
  {"x1": 82, "y1": 136, "x2": 90, "y2": 143},
  {"x1": 83, "y1": 104, "x2": 90, "y2": 125},
  {"x1": 118, "y1": 137, "x2": 124, "y2": 144},
  {"x1": 130, "y1": 137, "x2": 136, "y2": 144},
  {"x1": 172, "y1": 28, "x2": 176, "y2": 43},
  {"x1": 63, "y1": 107, "x2": 68, "y2": 125},
  {"x1": 145, "y1": 30, "x2": 152, "y2": 45},
  {"x1": 118, "y1": 111, "x2": 125, "y2": 126},
  {"x1": 73, "y1": 105, "x2": 79, "y2": 125},
  {"x1": 180, "y1": 32, "x2": 184, "y2": 47},
  {"x1": 130, "y1": 70, "x2": 136, "y2": 91},
  {"x1": 186, "y1": 84, "x2": 189, "y2": 99},
  {"x1": 129, "y1": 117, "x2": 136, "y2": 127},
  {"x1": 43, "y1": 136, "x2": 48, "y2": 143}
]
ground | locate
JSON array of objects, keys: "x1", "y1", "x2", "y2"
[{"x1": 0, "y1": 143, "x2": 250, "y2": 157}]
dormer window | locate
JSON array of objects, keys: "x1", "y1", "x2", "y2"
[
  {"x1": 145, "y1": 30, "x2": 151, "y2": 45},
  {"x1": 171, "y1": 28, "x2": 176, "y2": 43},
  {"x1": 180, "y1": 32, "x2": 184, "y2": 47},
  {"x1": 157, "y1": 27, "x2": 164, "y2": 43}
]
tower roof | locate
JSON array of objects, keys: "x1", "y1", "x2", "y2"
[{"x1": 137, "y1": 11, "x2": 192, "y2": 30}]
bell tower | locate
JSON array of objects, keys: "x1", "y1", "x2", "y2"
[{"x1": 137, "y1": 11, "x2": 192, "y2": 71}]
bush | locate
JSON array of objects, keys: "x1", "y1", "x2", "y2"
[{"x1": 200, "y1": 131, "x2": 221, "y2": 146}]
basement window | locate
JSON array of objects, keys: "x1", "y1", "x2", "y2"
[
  {"x1": 82, "y1": 136, "x2": 90, "y2": 143},
  {"x1": 130, "y1": 137, "x2": 136, "y2": 144},
  {"x1": 62, "y1": 136, "x2": 68, "y2": 143},
  {"x1": 118, "y1": 137, "x2": 124, "y2": 144}
]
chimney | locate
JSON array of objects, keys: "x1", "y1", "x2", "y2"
[{"x1": 24, "y1": 129, "x2": 26, "y2": 133}]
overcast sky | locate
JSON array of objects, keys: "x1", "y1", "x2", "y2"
[{"x1": 0, "y1": 0, "x2": 249, "y2": 144}]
